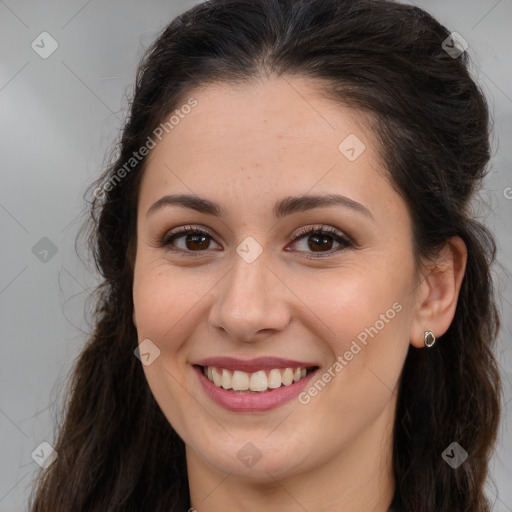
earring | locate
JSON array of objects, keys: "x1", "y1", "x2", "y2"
[{"x1": 424, "y1": 330, "x2": 436, "y2": 348}]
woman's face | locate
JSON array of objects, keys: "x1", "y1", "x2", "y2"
[{"x1": 133, "y1": 77, "x2": 423, "y2": 481}]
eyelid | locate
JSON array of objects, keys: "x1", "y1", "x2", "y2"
[
  {"x1": 159, "y1": 224, "x2": 220, "y2": 253},
  {"x1": 289, "y1": 224, "x2": 351, "y2": 243}
]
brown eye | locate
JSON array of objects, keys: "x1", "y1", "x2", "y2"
[
  {"x1": 159, "y1": 224, "x2": 353, "y2": 259},
  {"x1": 182, "y1": 232, "x2": 210, "y2": 251},
  {"x1": 160, "y1": 226, "x2": 221, "y2": 255},
  {"x1": 288, "y1": 226, "x2": 353, "y2": 258}
]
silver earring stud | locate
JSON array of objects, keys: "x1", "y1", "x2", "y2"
[{"x1": 424, "y1": 330, "x2": 436, "y2": 348}]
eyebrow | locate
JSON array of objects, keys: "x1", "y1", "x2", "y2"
[{"x1": 146, "y1": 193, "x2": 374, "y2": 220}]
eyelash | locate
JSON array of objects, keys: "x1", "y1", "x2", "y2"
[{"x1": 159, "y1": 224, "x2": 354, "y2": 259}]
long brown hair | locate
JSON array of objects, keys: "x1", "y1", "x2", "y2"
[{"x1": 29, "y1": 1, "x2": 502, "y2": 510}]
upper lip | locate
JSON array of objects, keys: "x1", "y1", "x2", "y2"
[{"x1": 193, "y1": 356, "x2": 319, "y2": 373}]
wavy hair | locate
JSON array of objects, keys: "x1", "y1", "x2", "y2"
[{"x1": 29, "y1": 0, "x2": 502, "y2": 510}]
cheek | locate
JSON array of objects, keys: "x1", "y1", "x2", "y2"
[
  {"x1": 290, "y1": 262, "x2": 413, "y2": 393},
  {"x1": 132, "y1": 261, "x2": 208, "y2": 436},
  {"x1": 296, "y1": 274, "x2": 411, "y2": 434},
  {"x1": 289, "y1": 260, "x2": 411, "y2": 340},
  {"x1": 132, "y1": 261, "x2": 203, "y2": 350}
]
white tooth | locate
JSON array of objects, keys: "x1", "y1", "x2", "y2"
[
  {"x1": 281, "y1": 368, "x2": 294, "y2": 386},
  {"x1": 209, "y1": 365, "x2": 308, "y2": 390},
  {"x1": 232, "y1": 370, "x2": 250, "y2": 391},
  {"x1": 268, "y1": 368, "x2": 282, "y2": 388},
  {"x1": 221, "y1": 369, "x2": 232, "y2": 389},
  {"x1": 212, "y1": 367, "x2": 222, "y2": 387},
  {"x1": 249, "y1": 371, "x2": 268, "y2": 391}
]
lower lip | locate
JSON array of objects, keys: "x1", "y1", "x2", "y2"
[{"x1": 194, "y1": 365, "x2": 319, "y2": 412}]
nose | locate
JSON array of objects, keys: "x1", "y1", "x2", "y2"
[{"x1": 208, "y1": 250, "x2": 291, "y2": 343}]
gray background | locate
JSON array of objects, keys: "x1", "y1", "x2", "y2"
[{"x1": 0, "y1": 0, "x2": 511, "y2": 510}]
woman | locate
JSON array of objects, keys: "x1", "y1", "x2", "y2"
[{"x1": 29, "y1": 0, "x2": 502, "y2": 511}]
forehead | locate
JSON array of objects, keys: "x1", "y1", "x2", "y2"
[
  {"x1": 155, "y1": 77, "x2": 373, "y2": 159},
  {"x1": 139, "y1": 76, "x2": 397, "y2": 219}
]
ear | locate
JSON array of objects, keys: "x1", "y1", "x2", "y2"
[{"x1": 409, "y1": 236, "x2": 467, "y2": 348}]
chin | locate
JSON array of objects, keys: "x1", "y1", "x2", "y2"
[{"x1": 188, "y1": 430, "x2": 315, "y2": 480}]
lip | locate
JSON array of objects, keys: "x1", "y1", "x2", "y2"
[
  {"x1": 192, "y1": 356, "x2": 319, "y2": 373},
  {"x1": 193, "y1": 364, "x2": 320, "y2": 412}
]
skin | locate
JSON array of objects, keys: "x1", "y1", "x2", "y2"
[{"x1": 132, "y1": 76, "x2": 467, "y2": 512}]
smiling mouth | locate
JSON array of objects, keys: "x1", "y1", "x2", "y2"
[{"x1": 196, "y1": 365, "x2": 318, "y2": 393}]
